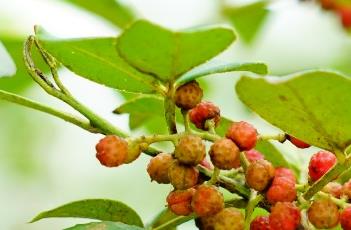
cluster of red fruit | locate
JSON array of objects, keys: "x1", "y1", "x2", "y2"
[
  {"x1": 318, "y1": 0, "x2": 351, "y2": 29},
  {"x1": 94, "y1": 80, "x2": 351, "y2": 229}
]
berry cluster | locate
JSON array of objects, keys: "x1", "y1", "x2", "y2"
[
  {"x1": 94, "y1": 80, "x2": 351, "y2": 229},
  {"x1": 317, "y1": 0, "x2": 351, "y2": 29}
]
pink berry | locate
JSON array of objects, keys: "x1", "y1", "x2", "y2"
[{"x1": 308, "y1": 151, "x2": 336, "y2": 182}]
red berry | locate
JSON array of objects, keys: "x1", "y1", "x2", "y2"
[
  {"x1": 269, "y1": 202, "x2": 301, "y2": 230},
  {"x1": 250, "y1": 216, "x2": 270, "y2": 230},
  {"x1": 189, "y1": 101, "x2": 220, "y2": 130},
  {"x1": 307, "y1": 198, "x2": 340, "y2": 229},
  {"x1": 339, "y1": 6, "x2": 351, "y2": 29},
  {"x1": 168, "y1": 160, "x2": 199, "y2": 190},
  {"x1": 342, "y1": 179, "x2": 351, "y2": 200},
  {"x1": 166, "y1": 188, "x2": 196, "y2": 216},
  {"x1": 226, "y1": 121, "x2": 258, "y2": 151},
  {"x1": 341, "y1": 207, "x2": 351, "y2": 230},
  {"x1": 286, "y1": 135, "x2": 310, "y2": 149},
  {"x1": 147, "y1": 153, "x2": 173, "y2": 184},
  {"x1": 246, "y1": 159, "x2": 275, "y2": 192},
  {"x1": 174, "y1": 134, "x2": 206, "y2": 165},
  {"x1": 191, "y1": 184, "x2": 224, "y2": 217},
  {"x1": 308, "y1": 151, "x2": 336, "y2": 182},
  {"x1": 322, "y1": 182, "x2": 342, "y2": 198},
  {"x1": 245, "y1": 149, "x2": 264, "y2": 162},
  {"x1": 175, "y1": 81, "x2": 203, "y2": 110},
  {"x1": 209, "y1": 138, "x2": 240, "y2": 170},
  {"x1": 319, "y1": 0, "x2": 337, "y2": 10},
  {"x1": 267, "y1": 177, "x2": 296, "y2": 204},
  {"x1": 95, "y1": 135, "x2": 128, "y2": 167},
  {"x1": 274, "y1": 168, "x2": 296, "y2": 184},
  {"x1": 200, "y1": 158, "x2": 213, "y2": 170},
  {"x1": 199, "y1": 208, "x2": 244, "y2": 230}
]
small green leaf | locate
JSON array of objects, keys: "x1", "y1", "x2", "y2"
[
  {"x1": 117, "y1": 20, "x2": 235, "y2": 81},
  {"x1": 35, "y1": 27, "x2": 160, "y2": 94},
  {"x1": 63, "y1": 0, "x2": 135, "y2": 29},
  {"x1": 30, "y1": 199, "x2": 143, "y2": 227},
  {"x1": 225, "y1": 1, "x2": 269, "y2": 43},
  {"x1": 64, "y1": 221, "x2": 143, "y2": 230},
  {"x1": 236, "y1": 70, "x2": 351, "y2": 152},
  {"x1": 176, "y1": 62, "x2": 268, "y2": 84}
]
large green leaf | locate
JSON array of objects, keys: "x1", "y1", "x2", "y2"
[
  {"x1": 0, "y1": 41, "x2": 16, "y2": 78},
  {"x1": 176, "y1": 62, "x2": 268, "y2": 85},
  {"x1": 117, "y1": 20, "x2": 235, "y2": 81},
  {"x1": 35, "y1": 28, "x2": 159, "y2": 93},
  {"x1": 30, "y1": 199, "x2": 143, "y2": 227},
  {"x1": 65, "y1": 222, "x2": 143, "y2": 230},
  {"x1": 236, "y1": 71, "x2": 351, "y2": 152},
  {"x1": 64, "y1": 0, "x2": 135, "y2": 29},
  {"x1": 225, "y1": 1, "x2": 269, "y2": 43}
]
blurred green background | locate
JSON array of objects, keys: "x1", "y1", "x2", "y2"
[{"x1": 0, "y1": 0, "x2": 351, "y2": 229}]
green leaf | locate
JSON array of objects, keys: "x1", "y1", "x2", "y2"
[
  {"x1": 117, "y1": 20, "x2": 235, "y2": 81},
  {"x1": 0, "y1": 41, "x2": 16, "y2": 77},
  {"x1": 236, "y1": 70, "x2": 351, "y2": 152},
  {"x1": 30, "y1": 199, "x2": 143, "y2": 227},
  {"x1": 176, "y1": 62, "x2": 268, "y2": 84},
  {"x1": 148, "y1": 209, "x2": 177, "y2": 230},
  {"x1": 63, "y1": 0, "x2": 135, "y2": 29},
  {"x1": 225, "y1": 1, "x2": 269, "y2": 43},
  {"x1": 65, "y1": 221, "x2": 143, "y2": 230},
  {"x1": 255, "y1": 140, "x2": 300, "y2": 178},
  {"x1": 35, "y1": 28, "x2": 159, "y2": 94}
]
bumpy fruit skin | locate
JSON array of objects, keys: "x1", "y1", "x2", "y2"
[
  {"x1": 245, "y1": 149, "x2": 264, "y2": 162},
  {"x1": 250, "y1": 216, "x2": 270, "y2": 230},
  {"x1": 174, "y1": 81, "x2": 203, "y2": 110},
  {"x1": 147, "y1": 153, "x2": 173, "y2": 184},
  {"x1": 189, "y1": 101, "x2": 220, "y2": 130},
  {"x1": 199, "y1": 208, "x2": 244, "y2": 230},
  {"x1": 308, "y1": 151, "x2": 336, "y2": 182},
  {"x1": 307, "y1": 198, "x2": 340, "y2": 229},
  {"x1": 209, "y1": 138, "x2": 240, "y2": 170},
  {"x1": 340, "y1": 207, "x2": 351, "y2": 230},
  {"x1": 166, "y1": 188, "x2": 196, "y2": 216},
  {"x1": 174, "y1": 134, "x2": 206, "y2": 165},
  {"x1": 266, "y1": 178, "x2": 296, "y2": 204},
  {"x1": 342, "y1": 179, "x2": 351, "y2": 200},
  {"x1": 286, "y1": 135, "x2": 310, "y2": 149},
  {"x1": 246, "y1": 159, "x2": 275, "y2": 191},
  {"x1": 339, "y1": 6, "x2": 351, "y2": 29},
  {"x1": 191, "y1": 185, "x2": 224, "y2": 217},
  {"x1": 95, "y1": 135, "x2": 128, "y2": 167},
  {"x1": 269, "y1": 202, "x2": 301, "y2": 230},
  {"x1": 226, "y1": 121, "x2": 257, "y2": 151},
  {"x1": 323, "y1": 182, "x2": 342, "y2": 198},
  {"x1": 168, "y1": 160, "x2": 199, "y2": 190}
]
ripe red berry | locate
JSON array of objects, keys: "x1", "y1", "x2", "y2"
[
  {"x1": 274, "y1": 167, "x2": 296, "y2": 183},
  {"x1": 286, "y1": 135, "x2": 310, "y2": 149},
  {"x1": 245, "y1": 159, "x2": 275, "y2": 192},
  {"x1": 340, "y1": 207, "x2": 351, "y2": 230},
  {"x1": 226, "y1": 121, "x2": 258, "y2": 151},
  {"x1": 199, "y1": 208, "x2": 244, "y2": 230},
  {"x1": 322, "y1": 182, "x2": 342, "y2": 198},
  {"x1": 147, "y1": 153, "x2": 173, "y2": 184},
  {"x1": 189, "y1": 101, "x2": 220, "y2": 130},
  {"x1": 174, "y1": 81, "x2": 203, "y2": 110},
  {"x1": 95, "y1": 135, "x2": 128, "y2": 167},
  {"x1": 320, "y1": 0, "x2": 337, "y2": 10},
  {"x1": 342, "y1": 179, "x2": 351, "y2": 200},
  {"x1": 245, "y1": 149, "x2": 264, "y2": 162},
  {"x1": 174, "y1": 134, "x2": 205, "y2": 165},
  {"x1": 267, "y1": 177, "x2": 296, "y2": 204},
  {"x1": 166, "y1": 188, "x2": 196, "y2": 216},
  {"x1": 168, "y1": 160, "x2": 199, "y2": 190},
  {"x1": 209, "y1": 138, "x2": 240, "y2": 170},
  {"x1": 307, "y1": 198, "x2": 340, "y2": 229},
  {"x1": 191, "y1": 184, "x2": 224, "y2": 217},
  {"x1": 308, "y1": 151, "x2": 336, "y2": 182},
  {"x1": 339, "y1": 6, "x2": 351, "y2": 29},
  {"x1": 269, "y1": 202, "x2": 301, "y2": 230},
  {"x1": 250, "y1": 216, "x2": 270, "y2": 230}
]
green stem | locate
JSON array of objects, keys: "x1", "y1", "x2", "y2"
[
  {"x1": 194, "y1": 131, "x2": 221, "y2": 142},
  {"x1": 259, "y1": 133, "x2": 286, "y2": 143},
  {"x1": 240, "y1": 151, "x2": 250, "y2": 172},
  {"x1": 0, "y1": 90, "x2": 101, "y2": 133},
  {"x1": 132, "y1": 134, "x2": 179, "y2": 145},
  {"x1": 207, "y1": 167, "x2": 220, "y2": 185},
  {"x1": 164, "y1": 83, "x2": 177, "y2": 134},
  {"x1": 316, "y1": 191, "x2": 347, "y2": 208},
  {"x1": 244, "y1": 193, "x2": 263, "y2": 230},
  {"x1": 152, "y1": 214, "x2": 196, "y2": 230},
  {"x1": 181, "y1": 109, "x2": 191, "y2": 133}
]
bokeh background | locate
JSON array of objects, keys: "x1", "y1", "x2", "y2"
[{"x1": 0, "y1": 0, "x2": 350, "y2": 229}]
